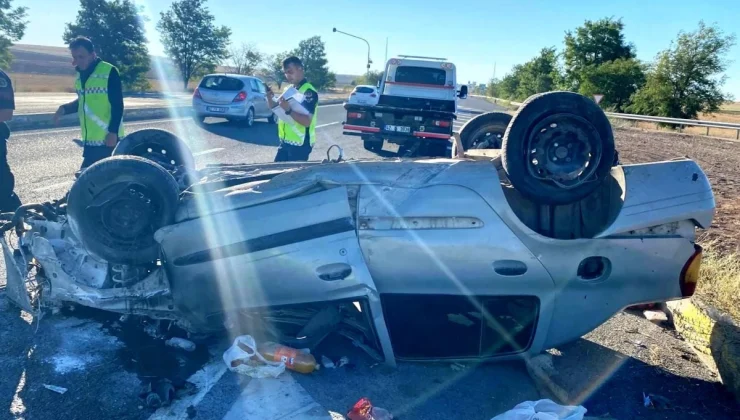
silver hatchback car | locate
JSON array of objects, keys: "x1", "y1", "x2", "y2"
[{"x1": 192, "y1": 74, "x2": 276, "y2": 126}]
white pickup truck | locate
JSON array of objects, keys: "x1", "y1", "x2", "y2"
[{"x1": 342, "y1": 55, "x2": 468, "y2": 156}]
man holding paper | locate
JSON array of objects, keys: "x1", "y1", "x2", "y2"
[{"x1": 265, "y1": 56, "x2": 319, "y2": 162}]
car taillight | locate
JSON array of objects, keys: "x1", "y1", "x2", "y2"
[
  {"x1": 370, "y1": 93, "x2": 377, "y2": 97},
  {"x1": 679, "y1": 244, "x2": 703, "y2": 297},
  {"x1": 433, "y1": 120, "x2": 451, "y2": 127},
  {"x1": 233, "y1": 91, "x2": 247, "y2": 102},
  {"x1": 348, "y1": 112, "x2": 365, "y2": 119},
  {"x1": 193, "y1": 88, "x2": 202, "y2": 99}
]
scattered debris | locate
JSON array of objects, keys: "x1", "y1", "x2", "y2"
[
  {"x1": 141, "y1": 378, "x2": 176, "y2": 408},
  {"x1": 165, "y1": 337, "x2": 196, "y2": 352},
  {"x1": 223, "y1": 335, "x2": 286, "y2": 379},
  {"x1": 626, "y1": 339, "x2": 648, "y2": 349},
  {"x1": 451, "y1": 362, "x2": 467, "y2": 371},
  {"x1": 643, "y1": 393, "x2": 672, "y2": 410},
  {"x1": 644, "y1": 310, "x2": 668, "y2": 324},
  {"x1": 681, "y1": 353, "x2": 700, "y2": 363},
  {"x1": 490, "y1": 399, "x2": 587, "y2": 420},
  {"x1": 43, "y1": 384, "x2": 68, "y2": 394},
  {"x1": 322, "y1": 355, "x2": 336, "y2": 369},
  {"x1": 347, "y1": 397, "x2": 393, "y2": 420},
  {"x1": 338, "y1": 356, "x2": 350, "y2": 368},
  {"x1": 258, "y1": 342, "x2": 320, "y2": 374},
  {"x1": 143, "y1": 322, "x2": 163, "y2": 340}
]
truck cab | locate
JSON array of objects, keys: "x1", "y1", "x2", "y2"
[{"x1": 343, "y1": 55, "x2": 468, "y2": 156}]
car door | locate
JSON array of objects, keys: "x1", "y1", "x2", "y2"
[
  {"x1": 250, "y1": 79, "x2": 268, "y2": 117},
  {"x1": 356, "y1": 168, "x2": 555, "y2": 361}
]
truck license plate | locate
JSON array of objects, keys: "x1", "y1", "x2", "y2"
[
  {"x1": 207, "y1": 107, "x2": 227, "y2": 113},
  {"x1": 385, "y1": 125, "x2": 411, "y2": 133}
]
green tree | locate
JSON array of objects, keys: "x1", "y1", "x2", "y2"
[
  {"x1": 290, "y1": 36, "x2": 336, "y2": 90},
  {"x1": 260, "y1": 51, "x2": 290, "y2": 89},
  {"x1": 228, "y1": 42, "x2": 263, "y2": 75},
  {"x1": 354, "y1": 70, "x2": 383, "y2": 87},
  {"x1": 64, "y1": 0, "x2": 151, "y2": 91},
  {"x1": 157, "y1": 0, "x2": 231, "y2": 90},
  {"x1": 0, "y1": 0, "x2": 28, "y2": 68},
  {"x1": 564, "y1": 17, "x2": 636, "y2": 90},
  {"x1": 628, "y1": 21, "x2": 736, "y2": 119},
  {"x1": 578, "y1": 58, "x2": 646, "y2": 112},
  {"x1": 515, "y1": 47, "x2": 563, "y2": 100}
]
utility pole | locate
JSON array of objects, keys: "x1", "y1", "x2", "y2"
[
  {"x1": 333, "y1": 27, "x2": 372, "y2": 75},
  {"x1": 384, "y1": 37, "x2": 388, "y2": 64}
]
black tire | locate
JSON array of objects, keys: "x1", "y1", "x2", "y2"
[
  {"x1": 67, "y1": 156, "x2": 180, "y2": 265},
  {"x1": 241, "y1": 108, "x2": 255, "y2": 127},
  {"x1": 459, "y1": 112, "x2": 512, "y2": 150},
  {"x1": 363, "y1": 138, "x2": 383, "y2": 153},
  {"x1": 113, "y1": 128, "x2": 195, "y2": 170},
  {"x1": 501, "y1": 91, "x2": 616, "y2": 206}
]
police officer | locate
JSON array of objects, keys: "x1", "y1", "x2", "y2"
[
  {"x1": 265, "y1": 56, "x2": 319, "y2": 162},
  {"x1": 53, "y1": 36, "x2": 125, "y2": 173},
  {"x1": 0, "y1": 67, "x2": 21, "y2": 212}
]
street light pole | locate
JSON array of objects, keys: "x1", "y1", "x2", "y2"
[{"x1": 333, "y1": 27, "x2": 372, "y2": 75}]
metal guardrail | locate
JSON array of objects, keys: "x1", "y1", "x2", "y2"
[{"x1": 474, "y1": 95, "x2": 740, "y2": 140}]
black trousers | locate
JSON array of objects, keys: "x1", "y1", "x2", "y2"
[
  {"x1": 0, "y1": 131, "x2": 21, "y2": 213},
  {"x1": 80, "y1": 145, "x2": 115, "y2": 170},
  {"x1": 273, "y1": 139, "x2": 313, "y2": 162}
]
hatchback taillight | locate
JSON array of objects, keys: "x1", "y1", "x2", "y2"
[
  {"x1": 193, "y1": 88, "x2": 202, "y2": 99},
  {"x1": 233, "y1": 91, "x2": 247, "y2": 102}
]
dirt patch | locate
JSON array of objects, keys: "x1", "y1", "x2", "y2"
[{"x1": 615, "y1": 128, "x2": 740, "y2": 255}]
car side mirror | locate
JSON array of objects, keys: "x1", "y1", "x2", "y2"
[{"x1": 458, "y1": 85, "x2": 468, "y2": 99}]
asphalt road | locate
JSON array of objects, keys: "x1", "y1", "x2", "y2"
[{"x1": 2, "y1": 96, "x2": 737, "y2": 420}]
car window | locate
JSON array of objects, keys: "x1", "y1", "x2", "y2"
[
  {"x1": 355, "y1": 87, "x2": 375, "y2": 93},
  {"x1": 256, "y1": 80, "x2": 267, "y2": 94},
  {"x1": 395, "y1": 66, "x2": 447, "y2": 86},
  {"x1": 250, "y1": 79, "x2": 260, "y2": 92},
  {"x1": 199, "y1": 76, "x2": 244, "y2": 91}
]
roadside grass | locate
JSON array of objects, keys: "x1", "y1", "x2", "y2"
[
  {"x1": 480, "y1": 96, "x2": 519, "y2": 112},
  {"x1": 695, "y1": 244, "x2": 740, "y2": 322}
]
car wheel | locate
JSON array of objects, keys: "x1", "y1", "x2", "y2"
[
  {"x1": 501, "y1": 91, "x2": 616, "y2": 206},
  {"x1": 459, "y1": 112, "x2": 512, "y2": 150},
  {"x1": 242, "y1": 108, "x2": 255, "y2": 127},
  {"x1": 66, "y1": 156, "x2": 180, "y2": 265},
  {"x1": 113, "y1": 128, "x2": 195, "y2": 171},
  {"x1": 363, "y1": 138, "x2": 383, "y2": 152}
]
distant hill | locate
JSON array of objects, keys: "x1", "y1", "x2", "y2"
[{"x1": 10, "y1": 44, "x2": 360, "y2": 86}]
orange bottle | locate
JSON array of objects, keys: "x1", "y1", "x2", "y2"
[{"x1": 257, "y1": 342, "x2": 320, "y2": 374}]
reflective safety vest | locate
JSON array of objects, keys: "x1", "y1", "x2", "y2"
[
  {"x1": 277, "y1": 82, "x2": 318, "y2": 147},
  {"x1": 74, "y1": 60, "x2": 125, "y2": 145}
]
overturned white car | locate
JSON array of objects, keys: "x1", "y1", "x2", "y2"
[{"x1": 2, "y1": 92, "x2": 714, "y2": 366}]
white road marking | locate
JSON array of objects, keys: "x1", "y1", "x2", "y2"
[
  {"x1": 193, "y1": 148, "x2": 225, "y2": 157},
  {"x1": 13, "y1": 117, "x2": 191, "y2": 137},
  {"x1": 148, "y1": 357, "x2": 228, "y2": 420},
  {"x1": 32, "y1": 180, "x2": 74, "y2": 192},
  {"x1": 316, "y1": 121, "x2": 340, "y2": 128},
  {"x1": 222, "y1": 374, "x2": 333, "y2": 420}
]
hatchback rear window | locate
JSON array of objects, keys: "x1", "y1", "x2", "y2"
[
  {"x1": 355, "y1": 87, "x2": 375, "y2": 93},
  {"x1": 395, "y1": 66, "x2": 447, "y2": 86},
  {"x1": 199, "y1": 76, "x2": 244, "y2": 91}
]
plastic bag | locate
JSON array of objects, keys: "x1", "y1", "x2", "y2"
[
  {"x1": 223, "y1": 335, "x2": 286, "y2": 379},
  {"x1": 490, "y1": 399, "x2": 587, "y2": 420}
]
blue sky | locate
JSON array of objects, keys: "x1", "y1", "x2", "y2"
[{"x1": 20, "y1": 0, "x2": 740, "y2": 97}]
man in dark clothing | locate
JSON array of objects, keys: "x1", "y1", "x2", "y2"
[
  {"x1": 0, "y1": 67, "x2": 21, "y2": 213},
  {"x1": 53, "y1": 36, "x2": 124, "y2": 173}
]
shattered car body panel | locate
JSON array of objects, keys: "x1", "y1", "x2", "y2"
[{"x1": 2, "y1": 156, "x2": 715, "y2": 366}]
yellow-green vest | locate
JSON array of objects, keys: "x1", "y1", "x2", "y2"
[
  {"x1": 74, "y1": 60, "x2": 125, "y2": 144},
  {"x1": 278, "y1": 82, "x2": 318, "y2": 146}
]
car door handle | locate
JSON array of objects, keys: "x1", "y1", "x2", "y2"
[
  {"x1": 493, "y1": 260, "x2": 528, "y2": 276},
  {"x1": 316, "y1": 263, "x2": 353, "y2": 281}
]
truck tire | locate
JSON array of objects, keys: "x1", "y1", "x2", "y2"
[
  {"x1": 363, "y1": 138, "x2": 383, "y2": 153},
  {"x1": 501, "y1": 91, "x2": 615, "y2": 206},
  {"x1": 113, "y1": 128, "x2": 195, "y2": 170},
  {"x1": 67, "y1": 156, "x2": 180, "y2": 265},
  {"x1": 458, "y1": 112, "x2": 512, "y2": 150}
]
